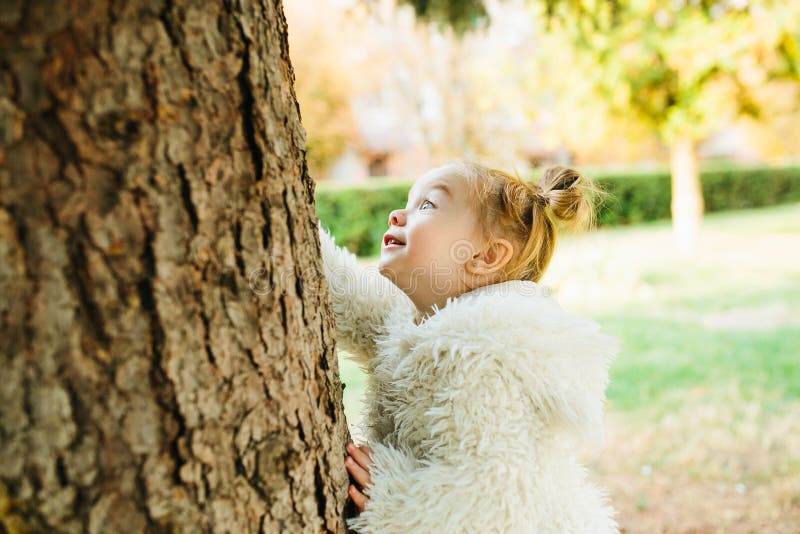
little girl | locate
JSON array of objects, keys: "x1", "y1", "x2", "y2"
[{"x1": 319, "y1": 160, "x2": 620, "y2": 533}]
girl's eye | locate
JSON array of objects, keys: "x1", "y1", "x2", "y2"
[{"x1": 420, "y1": 199, "x2": 435, "y2": 210}]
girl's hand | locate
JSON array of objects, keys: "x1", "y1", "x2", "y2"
[{"x1": 345, "y1": 441, "x2": 373, "y2": 513}]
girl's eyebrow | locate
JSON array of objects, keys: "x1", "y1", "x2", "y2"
[
  {"x1": 407, "y1": 182, "x2": 452, "y2": 204},
  {"x1": 430, "y1": 183, "x2": 452, "y2": 197}
]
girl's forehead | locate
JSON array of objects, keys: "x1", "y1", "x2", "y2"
[{"x1": 409, "y1": 169, "x2": 462, "y2": 198}]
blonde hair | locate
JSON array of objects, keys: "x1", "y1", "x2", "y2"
[{"x1": 442, "y1": 160, "x2": 606, "y2": 283}]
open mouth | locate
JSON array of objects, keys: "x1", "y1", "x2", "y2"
[{"x1": 383, "y1": 234, "x2": 405, "y2": 247}]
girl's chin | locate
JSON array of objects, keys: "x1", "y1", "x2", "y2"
[
  {"x1": 378, "y1": 252, "x2": 396, "y2": 266},
  {"x1": 378, "y1": 262, "x2": 399, "y2": 281}
]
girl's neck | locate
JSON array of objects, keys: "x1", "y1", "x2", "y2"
[{"x1": 411, "y1": 285, "x2": 480, "y2": 326}]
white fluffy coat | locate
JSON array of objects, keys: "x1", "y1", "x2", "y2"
[{"x1": 319, "y1": 224, "x2": 620, "y2": 533}]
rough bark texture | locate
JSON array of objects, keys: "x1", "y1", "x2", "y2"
[
  {"x1": 0, "y1": 0, "x2": 351, "y2": 532},
  {"x1": 669, "y1": 137, "x2": 704, "y2": 255}
]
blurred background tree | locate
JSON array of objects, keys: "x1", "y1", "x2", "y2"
[
  {"x1": 284, "y1": 1, "x2": 361, "y2": 174},
  {"x1": 397, "y1": 0, "x2": 800, "y2": 251},
  {"x1": 287, "y1": 0, "x2": 800, "y2": 252},
  {"x1": 530, "y1": 0, "x2": 800, "y2": 252}
]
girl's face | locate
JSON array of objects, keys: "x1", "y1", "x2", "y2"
[{"x1": 378, "y1": 168, "x2": 484, "y2": 317}]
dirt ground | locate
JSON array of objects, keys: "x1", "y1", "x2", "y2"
[{"x1": 584, "y1": 395, "x2": 800, "y2": 533}]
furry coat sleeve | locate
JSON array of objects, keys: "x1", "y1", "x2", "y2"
[
  {"x1": 318, "y1": 222, "x2": 414, "y2": 368},
  {"x1": 346, "y1": 359, "x2": 543, "y2": 534}
]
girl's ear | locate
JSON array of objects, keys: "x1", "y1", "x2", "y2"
[{"x1": 466, "y1": 238, "x2": 514, "y2": 277}]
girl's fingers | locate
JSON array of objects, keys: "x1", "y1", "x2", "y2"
[
  {"x1": 346, "y1": 442, "x2": 373, "y2": 470},
  {"x1": 345, "y1": 454, "x2": 372, "y2": 488},
  {"x1": 349, "y1": 484, "x2": 368, "y2": 513}
]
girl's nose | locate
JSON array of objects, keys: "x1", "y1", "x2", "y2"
[{"x1": 388, "y1": 208, "x2": 406, "y2": 227}]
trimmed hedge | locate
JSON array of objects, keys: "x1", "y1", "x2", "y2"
[{"x1": 315, "y1": 165, "x2": 800, "y2": 257}]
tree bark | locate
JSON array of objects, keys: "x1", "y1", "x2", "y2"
[
  {"x1": 0, "y1": 0, "x2": 351, "y2": 532},
  {"x1": 669, "y1": 137, "x2": 704, "y2": 255}
]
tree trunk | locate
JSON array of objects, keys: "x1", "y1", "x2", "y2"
[
  {"x1": 669, "y1": 137, "x2": 704, "y2": 255},
  {"x1": 0, "y1": 0, "x2": 351, "y2": 532}
]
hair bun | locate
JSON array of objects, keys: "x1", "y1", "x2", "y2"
[{"x1": 537, "y1": 166, "x2": 602, "y2": 228}]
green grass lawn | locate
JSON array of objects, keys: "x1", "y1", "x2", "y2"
[
  {"x1": 338, "y1": 202, "x2": 800, "y2": 427},
  {"x1": 601, "y1": 316, "x2": 800, "y2": 412}
]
